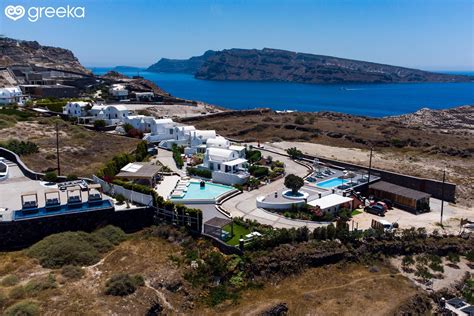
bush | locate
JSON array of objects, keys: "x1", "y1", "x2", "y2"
[
  {"x1": 61, "y1": 265, "x2": 84, "y2": 280},
  {"x1": 248, "y1": 165, "x2": 269, "y2": 178},
  {"x1": 26, "y1": 227, "x2": 125, "y2": 268},
  {"x1": 245, "y1": 149, "x2": 262, "y2": 163},
  {"x1": 104, "y1": 274, "x2": 144, "y2": 296},
  {"x1": 134, "y1": 141, "x2": 148, "y2": 161},
  {"x1": 1, "y1": 274, "x2": 19, "y2": 287},
  {"x1": 286, "y1": 147, "x2": 303, "y2": 159},
  {"x1": 0, "y1": 139, "x2": 39, "y2": 155},
  {"x1": 8, "y1": 286, "x2": 25, "y2": 300},
  {"x1": 24, "y1": 274, "x2": 56, "y2": 295},
  {"x1": 447, "y1": 252, "x2": 460, "y2": 263},
  {"x1": 94, "y1": 120, "x2": 106, "y2": 129},
  {"x1": 4, "y1": 300, "x2": 40, "y2": 316},
  {"x1": 172, "y1": 144, "x2": 184, "y2": 169},
  {"x1": 43, "y1": 171, "x2": 58, "y2": 182},
  {"x1": 66, "y1": 174, "x2": 78, "y2": 181},
  {"x1": 294, "y1": 115, "x2": 306, "y2": 125},
  {"x1": 115, "y1": 194, "x2": 126, "y2": 205},
  {"x1": 187, "y1": 167, "x2": 212, "y2": 179}
]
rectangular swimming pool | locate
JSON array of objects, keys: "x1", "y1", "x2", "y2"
[
  {"x1": 317, "y1": 178, "x2": 348, "y2": 189},
  {"x1": 171, "y1": 181, "x2": 235, "y2": 201},
  {"x1": 14, "y1": 200, "x2": 113, "y2": 220}
]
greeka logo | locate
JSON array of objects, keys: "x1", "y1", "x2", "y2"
[{"x1": 4, "y1": 4, "x2": 85, "y2": 22}]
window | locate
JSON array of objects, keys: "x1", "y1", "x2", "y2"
[{"x1": 170, "y1": 129, "x2": 173, "y2": 134}]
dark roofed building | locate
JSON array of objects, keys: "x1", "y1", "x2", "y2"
[
  {"x1": 115, "y1": 162, "x2": 162, "y2": 186},
  {"x1": 369, "y1": 181, "x2": 430, "y2": 214}
]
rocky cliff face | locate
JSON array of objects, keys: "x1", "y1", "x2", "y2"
[
  {"x1": 147, "y1": 50, "x2": 216, "y2": 73},
  {"x1": 0, "y1": 37, "x2": 90, "y2": 75},
  {"x1": 193, "y1": 48, "x2": 471, "y2": 84}
]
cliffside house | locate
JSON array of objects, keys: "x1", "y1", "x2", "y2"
[
  {"x1": 0, "y1": 86, "x2": 25, "y2": 105},
  {"x1": 109, "y1": 84, "x2": 128, "y2": 100}
]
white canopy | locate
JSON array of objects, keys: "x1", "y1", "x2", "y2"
[
  {"x1": 222, "y1": 158, "x2": 247, "y2": 166},
  {"x1": 308, "y1": 194, "x2": 352, "y2": 210}
]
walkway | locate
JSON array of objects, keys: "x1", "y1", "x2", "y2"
[
  {"x1": 153, "y1": 149, "x2": 185, "y2": 176},
  {"x1": 221, "y1": 149, "x2": 326, "y2": 229}
]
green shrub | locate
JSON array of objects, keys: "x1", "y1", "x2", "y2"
[
  {"x1": 94, "y1": 120, "x2": 106, "y2": 129},
  {"x1": 66, "y1": 174, "x2": 78, "y2": 181},
  {"x1": 171, "y1": 144, "x2": 184, "y2": 169},
  {"x1": 286, "y1": 147, "x2": 303, "y2": 159},
  {"x1": 402, "y1": 255, "x2": 415, "y2": 267},
  {"x1": 93, "y1": 225, "x2": 127, "y2": 245},
  {"x1": 187, "y1": 167, "x2": 212, "y2": 179},
  {"x1": 0, "y1": 290, "x2": 7, "y2": 308},
  {"x1": 466, "y1": 250, "x2": 474, "y2": 262},
  {"x1": 284, "y1": 174, "x2": 304, "y2": 194},
  {"x1": 24, "y1": 274, "x2": 56, "y2": 295},
  {"x1": 0, "y1": 139, "x2": 39, "y2": 155},
  {"x1": 43, "y1": 171, "x2": 58, "y2": 182},
  {"x1": 134, "y1": 141, "x2": 148, "y2": 162},
  {"x1": 0, "y1": 108, "x2": 32, "y2": 121},
  {"x1": 245, "y1": 149, "x2": 262, "y2": 163},
  {"x1": 447, "y1": 252, "x2": 460, "y2": 263},
  {"x1": 1, "y1": 274, "x2": 19, "y2": 287},
  {"x1": 115, "y1": 194, "x2": 126, "y2": 205},
  {"x1": 248, "y1": 165, "x2": 269, "y2": 178},
  {"x1": 61, "y1": 265, "x2": 84, "y2": 280},
  {"x1": 26, "y1": 229, "x2": 125, "y2": 268},
  {"x1": 104, "y1": 274, "x2": 144, "y2": 296},
  {"x1": 9, "y1": 285, "x2": 25, "y2": 300},
  {"x1": 4, "y1": 300, "x2": 40, "y2": 316}
]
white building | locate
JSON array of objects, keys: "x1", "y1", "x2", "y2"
[
  {"x1": 308, "y1": 194, "x2": 353, "y2": 213},
  {"x1": 86, "y1": 104, "x2": 129, "y2": 125},
  {"x1": 109, "y1": 84, "x2": 128, "y2": 100},
  {"x1": 63, "y1": 101, "x2": 90, "y2": 117},
  {"x1": 0, "y1": 86, "x2": 25, "y2": 105},
  {"x1": 201, "y1": 147, "x2": 249, "y2": 185}
]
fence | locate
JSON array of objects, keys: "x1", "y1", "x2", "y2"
[{"x1": 93, "y1": 175, "x2": 154, "y2": 206}]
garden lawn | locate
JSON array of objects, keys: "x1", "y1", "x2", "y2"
[
  {"x1": 351, "y1": 209, "x2": 363, "y2": 216},
  {"x1": 223, "y1": 223, "x2": 250, "y2": 246}
]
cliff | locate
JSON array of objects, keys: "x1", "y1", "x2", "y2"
[
  {"x1": 0, "y1": 37, "x2": 91, "y2": 75},
  {"x1": 157, "y1": 48, "x2": 470, "y2": 84},
  {"x1": 147, "y1": 50, "x2": 216, "y2": 73}
]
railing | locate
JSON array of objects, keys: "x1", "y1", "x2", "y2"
[{"x1": 93, "y1": 176, "x2": 153, "y2": 206}]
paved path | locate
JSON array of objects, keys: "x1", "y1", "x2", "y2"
[
  {"x1": 221, "y1": 149, "x2": 326, "y2": 229},
  {"x1": 154, "y1": 149, "x2": 185, "y2": 176}
]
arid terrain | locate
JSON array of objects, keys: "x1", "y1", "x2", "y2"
[{"x1": 0, "y1": 118, "x2": 139, "y2": 177}]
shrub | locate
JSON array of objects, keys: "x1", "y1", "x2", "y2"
[
  {"x1": 93, "y1": 225, "x2": 127, "y2": 245},
  {"x1": 447, "y1": 252, "x2": 460, "y2": 263},
  {"x1": 466, "y1": 250, "x2": 474, "y2": 262},
  {"x1": 172, "y1": 144, "x2": 184, "y2": 169},
  {"x1": 248, "y1": 165, "x2": 269, "y2": 178},
  {"x1": 0, "y1": 139, "x2": 39, "y2": 155},
  {"x1": 294, "y1": 115, "x2": 306, "y2": 125},
  {"x1": 115, "y1": 194, "x2": 126, "y2": 205},
  {"x1": 61, "y1": 265, "x2": 84, "y2": 280},
  {"x1": 286, "y1": 147, "x2": 303, "y2": 159},
  {"x1": 8, "y1": 286, "x2": 25, "y2": 300},
  {"x1": 4, "y1": 300, "x2": 40, "y2": 316},
  {"x1": 187, "y1": 167, "x2": 212, "y2": 179},
  {"x1": 134, "y1": 141, "x2": 148, "y2": 161},
  {"x1": 284, "y1": 174, "x2": 304, "y2": 194},
  {"x1": 402, "y1": 255, "x2": 415, "y2": 267},
  {"x1": 24, "y1": 274, "x2": 56, "y2": 295},
  {"x1": 66, "y1": 174, "x2": 78, "y2": 181},
  {"x1": 94, "y1": 120, "x2": 106, "y2": 129},
  {"x1": 43, "y1": 171, "x2": 58, "y2": 182},
  {"x1": 26, "y1": 228, "x2": 125, "y2": 268},
  {"x1": 245, "y1": 149, "x2": 262, "y2": 163},
  {"x1": 1, "y1": 274, "x2": 19, "y2": 287},
  {"x1": 104, "y1": 274, "x2": 144, "y2": 296}
]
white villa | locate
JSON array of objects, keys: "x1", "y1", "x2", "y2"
[
  {"x1": 109, "y1": 84, "x2": 128, "y2": 100},
  {"x1": 193, "y1": 138, "x2": 249, "y2": 185},
  {"x1": 90, "y1": 104, "x2": 129, "y2": 125},
  {"x1": 0, "y1": 86, "x2": 25, "y2": 105},
  {"x1": 63, "y1": 101, "x2": 90, "y2": 117}
]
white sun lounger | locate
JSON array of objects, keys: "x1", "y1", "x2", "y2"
[{"x1": 171, "y1": 190, "x2": 185, "y2": 198}]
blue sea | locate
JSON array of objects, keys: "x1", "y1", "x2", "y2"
[{"x1": 90, "y1": 67, "x2": 474, "y2": 117}]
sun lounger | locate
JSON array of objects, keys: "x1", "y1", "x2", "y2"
[{"x1": 171, "y1": 190, "x2": 185, "y2": 198}]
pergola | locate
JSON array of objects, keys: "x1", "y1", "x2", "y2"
[
  {"x1": 203, "y1": 217, "x2": 233, "y2": 241},
  {"x1": 115, "y1": 162, "x2": 162, "y2": 187}
]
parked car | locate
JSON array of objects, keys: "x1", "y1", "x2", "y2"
[
  {"x1": 372, "y1": 219, "x2": 398, "y2": 232},
  {"x1": 365, "y1": 204, "x2": 385, "y2": 216}
]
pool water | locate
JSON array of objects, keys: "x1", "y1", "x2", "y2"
[
  {"x1": 317, "y1": 178, "x2": 348, "y2": 189},
  {"x1": 14, "y1": 200, "x2": 113, "y2": 220},
  {"x1": 171, "y1": 182, "x2": 234, "y2": 201}
]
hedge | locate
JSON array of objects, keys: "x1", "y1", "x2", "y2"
[{"x1": 187, "y1": 167, "x2": 212, "y2": 179}]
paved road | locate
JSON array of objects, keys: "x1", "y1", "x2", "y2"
[{"x1": 221, "y1": 149, "x2": 327, "y2": 229}]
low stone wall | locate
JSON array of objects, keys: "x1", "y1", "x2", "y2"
[{"x1": 0, "y1": 147, "x2": 44, "y2": 180}]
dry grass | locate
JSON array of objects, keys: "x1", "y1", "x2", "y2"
[
  {"x1": 202, "y1": 262, "x2": 420, "y2": 316},
  {"x1": 0, "y1": 118, "x2": 139, "y2": 177}
]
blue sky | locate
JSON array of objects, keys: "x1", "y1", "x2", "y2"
[{"x1": 1, "y1": 0, "x2": 473, "y2": 70}]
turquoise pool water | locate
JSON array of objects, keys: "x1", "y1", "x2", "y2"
[
  {"x1": 317, "y1": 178, "x2": 348, "y2": 189},
  {"x1": 171, "y1": 182, "x2": 234, "y2": 201}
]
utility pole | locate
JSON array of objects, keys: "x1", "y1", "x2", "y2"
[
  {"x1": 367, "y1": 146, "x2": 373, "y2": 183},
  {"x1": 56, "y1": 116, "x2": 61, "y2": 176},
  {"x1": 440, "y1": 170, "x2": 446, "y2": 225}
]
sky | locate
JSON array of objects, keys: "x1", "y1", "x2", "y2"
[{"x1": 0, "y1": 0, "x2": 473, "y2": 70}]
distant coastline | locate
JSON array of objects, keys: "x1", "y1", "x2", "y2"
[{"x1": 90, "y1": 67, "x2": 474, "y2": 117}]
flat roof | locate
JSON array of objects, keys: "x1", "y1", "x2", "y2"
[
  {"x1": 116, "y1": 162, "x2": 162, "y2": 179},
  {"x1": 204, "y1": 217, "x2": 232, "y2": 228},
  {"x1": 308, "y1": 194, "x2": 353, "y2": 209},
  {"x1": 222, "y1": 158, "x2": 247, "y2": 166},
  {"x1": 370, "y1": 181, "x2": 431, "y2": 200}
]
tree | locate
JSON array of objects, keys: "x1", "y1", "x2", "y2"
[
  {"x1": 43, "y1": 171, "x2": 58, "y2": 182},
  {"x1": 326, "y1": 223, "x2": 336, "y2": 240},
  {"x1": 284, "y1": 174, "x2": 304, "y2": 194},
  {"x1": 286, "y1": 147, "x2": 303, "y2": 159}
]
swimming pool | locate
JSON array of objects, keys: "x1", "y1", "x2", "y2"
[
  {"x1": 317, "y1": 178, "x2": 348, "y2": 189},
  {"x1": 171, "y1": 181, "x2": 235, "y2": 202}
]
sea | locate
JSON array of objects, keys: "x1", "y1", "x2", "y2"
[{"x1": 89, "y1": 67, "x2": 474, "y2": 117}]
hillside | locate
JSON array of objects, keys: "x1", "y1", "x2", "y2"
[
  {"x1": 150, "y1": 47, "x2": 470, "y2": 84},
  {"x1": 196, "y1": 48, "x2": 471, "y2": 83},
  {"x1": 0, "y1": 37, "x2": 90, "y2": 75},
  {"x1": 147, "y1": 50, "x2": 216, "y2": 73}
]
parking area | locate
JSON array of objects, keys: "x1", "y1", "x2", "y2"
[{"x1": 351, "y1": 197, "x2": 472, "y2": 234}]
